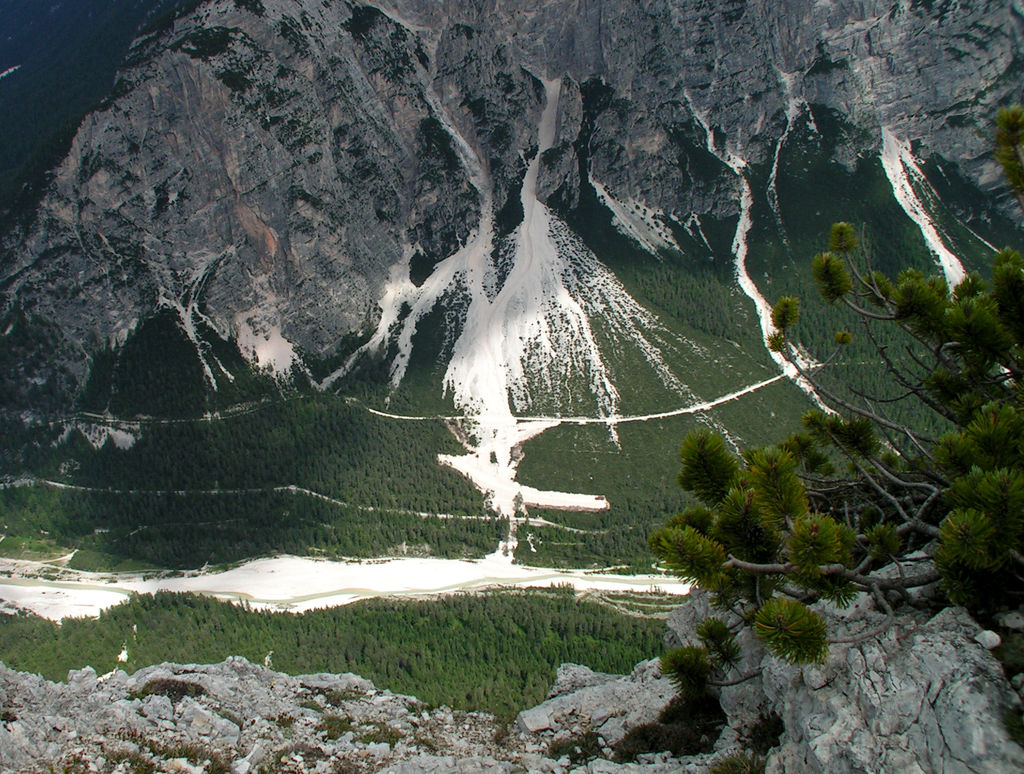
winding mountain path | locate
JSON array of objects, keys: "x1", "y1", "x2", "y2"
[{"x1": 359, "y1": 373, "x2": 784, "y2": 426}]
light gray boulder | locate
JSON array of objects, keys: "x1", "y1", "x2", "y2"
[
  {"x1": 761, "y1": 605, "x2": 1024, "y2": 773},
  {"x1": 664, "y1": 586, "x2": 1024, "y2": 773},
  {"x1": 515, "y1": 659, "x2": 675, "y2": 746}
]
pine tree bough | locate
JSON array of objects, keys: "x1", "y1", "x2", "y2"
[{"x1": 652, "y1": 107, "x2": 1024, "y2": 689}]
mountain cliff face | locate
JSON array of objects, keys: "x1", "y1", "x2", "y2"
[{"x1": 1, "y1": 0, "x2": 1021, "y2": 413}]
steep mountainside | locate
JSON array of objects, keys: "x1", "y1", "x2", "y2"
[
  {"x1": 0, "y1": 0, "x2": 194, "y2": 193},
  {"x1": 3, "y1": 0, "x2": 1020, "y2": 394},
  {"x1": 0, "y1": 0, "x2": 1021, "y2": 568}
]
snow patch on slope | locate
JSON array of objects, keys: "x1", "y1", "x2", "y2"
[
  {"x1": 64, "y1": 422, "x2": 137, "y2": 450},
  {"x1": 440, "y1": 77, "x2": 693, "y2": 521},
  {"x1": 155, "y1": 255, "x2": 233, "y2": 391},
  {"x1": 682, "y1": 213, "x2": 714, "y2": 253},
  {"x1": 685, "y1": 93, "x2": 824, "y2": 405},
  {"x1": 327, "y1": 77, "x2": 692, "y2": 529},
  {"x1": 441, "y1": 76, "x2": 616, "y2": 521},
  {"x1": 235, "y1": 318, "x2": 297, "y2": 376},
  {"x1": 881, "y1": 128, "x2": 965, "y2": 287},
  {"x1": 320, "y1": 84, "x2": 495, "y2": 393}
]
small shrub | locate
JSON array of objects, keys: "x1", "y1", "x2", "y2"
[
  {"x1": 548, "y1": 729, "x2": 602, "y2": 765},
  {"x1": 658, "y1": 693, "x2": 721, "y2": 725},
  {"x1": 492, "y1": 721, "x2": 513, "y2": 746},
  {"x1": 994, "y1": 632, "x2": 1024, "y2": 675},
  {"x1": 358, "y1": 724, "x2": 402, "y2": 746},
  {"x1": 318, "y1": 714, "x2": 352, "y2": 740},
  {"x1": 614, "y1": 693, "x2": 726, "y2": 762},
  {"x1": 174, "y1": 27, "x2": 234, "y2": 59},
  {"x1": 709, "y1": 751, "x2": 766, "y2": 774},
  {"x1": 746, "y1": 712, "x2": 784, "y2": 754},
  {"x1": 415, "y1": 732, "x2": 439, "y2": 752},
  {"x1": 57, "y1": 752, "x2": 93, "y2": 774},
  {"x1": 216, "y1": 707, "x2": 243, "y2": 728},
  {"x1": 217, "y1": 70, "x2": 251, "y2": 92},
  {"x1": 1005, "y1": 710, "x2": 1024, "y2": 749},
  {"x1": 106, "y1": 747, "x2": 155, "y2": 774},
  {"x1": 330, "y1": 761, "x2": 362, "y2": 774},
  {"x1": 234, "y1": 0, "x2": 264, "y2": 14},
  {"x1": 157, "y1": 741, "x2": 230, "y2": 772},
  {"x1": 660, "y1": 646, "x2": 711, "y2": 699},
  {"x1": 275, "y1": 713, "x2": 295, "y2": 729},
  {"x1": 131, "y1": 678, "x2": 206, "y2": 703},
  {"x1": 323, "y1": 687, "x2": 364, "y2": 706},
  {"x1": 273, "y1": 742, "x2": 327, "y2": 766},
  {"x1": 614, "y1": 722, "x2": 694, "y2": 762}
]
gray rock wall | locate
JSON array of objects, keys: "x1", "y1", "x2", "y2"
[
  {"x1": 1, "y1": 0, "x2": 1020, "y2": 395},
  {"x1": 666, "y1": 589, "x2": 1024, "y2": 773}
]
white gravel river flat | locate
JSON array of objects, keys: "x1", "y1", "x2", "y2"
[{"x1": 0, "y1": 550, "x2": 689, "y2": 621}]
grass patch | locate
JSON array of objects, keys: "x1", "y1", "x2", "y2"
[
  {"x1": 0, "y1": 535, "x2": 68, "y2": 561},
  {"x1": 130, "y1": 677, "x2": 206, "y2": 703},
  {"x1": 358, "y1": 724, "x2": 402, "y2": 746},
  {"x1": 613, "y1": 694, "x2": 725, "y2": 762},
  {"x1": 318, "y1": 714, "x2": 353, "y2": 740},
  {"x1": 548, "y1": 729, "x2": 603, "y2": 765}
]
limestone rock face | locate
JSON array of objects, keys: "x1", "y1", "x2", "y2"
[
  {"x1": 515, "y1": 660, "x2": 674, "y2": 745},
  {"x1": 762, "y1": 605, "x2": 1024, "y2": 774},
  {"x1": 666, "y1": 589, "x2": 1024, "y2": 774},
  {"x1": 0, "y1": 657, "x2": 527, "y2": 773},
  {"x1": 0, "y1": 655, "x2": 694, "y2": 773},
  {"x1": 1, "y1": 0, "x2": 1020, "y2": 397}
]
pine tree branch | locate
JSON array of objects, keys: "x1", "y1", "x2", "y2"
[
  {"x1": 709, "y1": 669, "x2": 761, "y2": 688},
  {"x1": 829, "y1": 584, "x2": 895, "y2": 645},
  {"x1": 866, "y1": 455, "x2": 945, "y2": 493},
  {"x1": 863, "y1": 324, "x2": 956, "y2": 424},
  {"x1": 828, "y1": 615, "x2": 894, "y2": 645},
  {"x1": 827, "y1": 566, "x2": 940, "y2": 591},
  {"x1": 838, "y1": 445, "x2": 914, "y2": 526},
  {"x1": 723, "y1": 556, "x2": 791, "y2": 573},
  {"x1": 851, "y1": 553, "x2": 874, "y2": 576},
  {"x1": 722, "y1": 554, "x2": 939, "y2": 592},
  {"x1": 842, "y1": 297, "x2": 894, "y2": 321},
  {"x1": 847, "y1": 250, "x2": 896, "y2": 317},
  {"x1": 783, "y1": 350, "x2": 935, "y2": 454}
]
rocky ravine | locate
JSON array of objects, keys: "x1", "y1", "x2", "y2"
[{"x1": 3, "y1": 592, "x2": 1023, "y2": 773}]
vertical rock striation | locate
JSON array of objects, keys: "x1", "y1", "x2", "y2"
[{"x1": 0, "y1": 0, "x2": 1020, "y2": 403}]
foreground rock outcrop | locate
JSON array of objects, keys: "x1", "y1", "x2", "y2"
[
  {"x1": 666, "y1": 590, "x2": 1024, "y2": 774},
  {"x1": 3, "y1": 593, "x2": 1023, "y2": 772},
  {"x1": 0, "y1": 655, "x2": 696, "y2": 773}
]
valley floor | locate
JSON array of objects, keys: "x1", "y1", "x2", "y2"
[{"x1": 0, "y1": 551, "x2": 689, "y2": 622}]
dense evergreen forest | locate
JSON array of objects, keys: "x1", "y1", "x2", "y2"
[
  {"x1": 0, "y1": 589, "x2": 665, "y2": 716},
  {"x1": 0, "y1": 391, "x2": 509, "y2": 568},
  {"x1": 0, "y1": 485, "x2": 505, "y2": 568}
]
